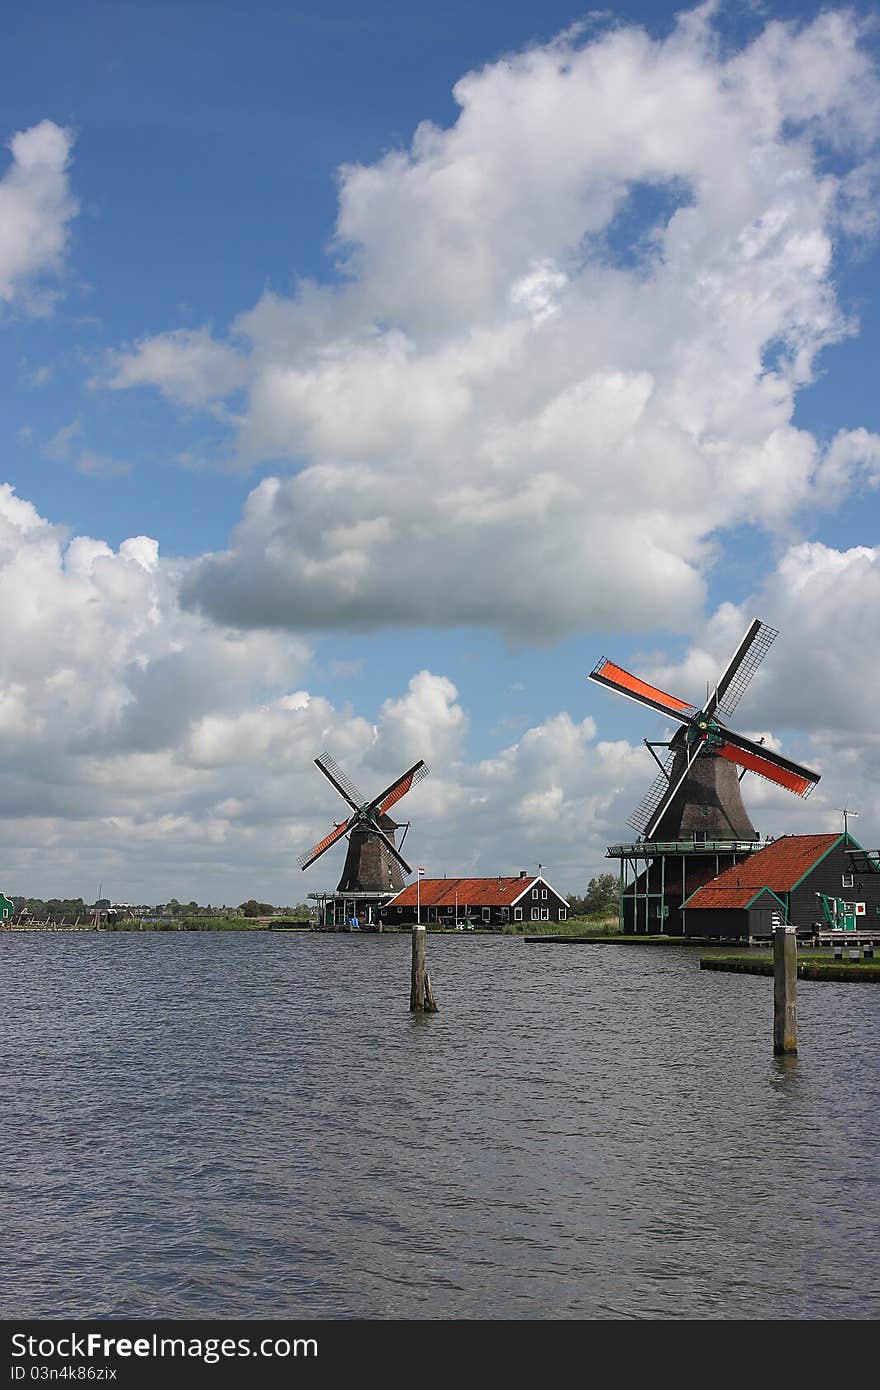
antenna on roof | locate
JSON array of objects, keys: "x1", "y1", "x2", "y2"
[{"x1": 837, "y1": 808, "x2": 858, "y2": 837}]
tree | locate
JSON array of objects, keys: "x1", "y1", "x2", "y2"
[
  {"x1": 239, "y1": 899, "x2": 275, "y2": 917},
  {"x1": 583, "y1": 874, "x2": 618, "y2": 917}
]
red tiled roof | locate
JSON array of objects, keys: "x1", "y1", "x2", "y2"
[
  {"x1": 684, "y1": 886, "x2": 776, "y2": 910},
  {"x1": 684, "y1": 834, "x2": 841, "y2": 910},
  {"x1": 387, "y1": 876, "x2": 562, "y2": 908}
]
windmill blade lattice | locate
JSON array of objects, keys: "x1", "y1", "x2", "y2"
[
  {"x1": 643, "y1": 743, "x2": 709, "y2": 840},
  {"x1": 371, "y1": 760, "x2": 430, "y2": 817},
  {"x1": 627, "y1": 748, "x2": 677, "y2": 834},
  {"x1": 709, "y1": 621, "x2": 778, "y2": 719},
  {"x1": 299, "y1": 751, "x2": 430, "y2": 879},
  {"x1": 590, "y1": 658, "x2": 697, "y2": 723},
  {"x1": 297, "y1": 819, "x2": 350, "y2": 871},
  {"x1": 713, "y1": 730, "x2": 818, "y2": 796},
  {"x1": 315, "y1": 750, "x2": 367, "y2": 811},
  {"x1": 588, "y1": 616, "x2": 820, "y2": 839}
]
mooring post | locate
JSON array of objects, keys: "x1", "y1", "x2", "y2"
[
  {"x1": 410, "y1": 924, "x2": 439, "y2": 1013},
  {"x1": 773, "y1": 925, "x2": 797, "y2": 1055}
]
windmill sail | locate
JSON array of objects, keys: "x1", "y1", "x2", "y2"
[
  {"x1": 713, "y1": 730, "x2": 818, "y2": 796},
  {"x1": 297, "y1": 820, "x2": 350, "y2": 870},
  {"x1": 315, "y1": 751, "x2": 367, "y2": 811},
  {"x1": 628, "y1": 748, "x2": 677, "y2": 834},
  {"x1": 589, "y1": 616, "x2": 820, "y2": 839},
  {"x1": 589, "y1": 660, "x2": 697, "y2": 722},
  {"x1": 643, "y1": 743, "x2": 708, "y2": 841},
  {"x1": 371, "y1": 760, "x2": 429, "y2": 816},
  {"x1": 705, "y1": 620, "x2": 778, "y2": 719},
  {"x1": 300, "y1": 751, "x2": 430, "y2": 892}
]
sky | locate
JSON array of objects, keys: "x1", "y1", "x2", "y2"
[{"x1": 1, "y1": 0, "x2": 879, "y2": 906}]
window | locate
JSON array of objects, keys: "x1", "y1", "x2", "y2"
[
  {"x1": 541, "y1": 908, "x2": 549, "y2": 920},
  {"x1": 842, "y1": 874, "x2": 854, "y2": 888},
  {"x1": 559, "y1": 909, "x2": 567, "y2": 921},
  {"x1": 541, "y1": 889, "x2": 547, "y2": 899},
  {"x1": 482, "y1": 907, "x2": 491, "y2": 922},
  {"x1": 514, "y1": 907, "x2": 523, "y2": 921},
  {"x1": 531, "y1": 907, "x2": 539, "y2": 920},
  {"x1": 532, "y1": 889, "x2": 538, "y2": 899}
]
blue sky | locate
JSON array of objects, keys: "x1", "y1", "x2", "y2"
[{"x1": 1, "y1": 1, "x2": 879, "y2": 902}]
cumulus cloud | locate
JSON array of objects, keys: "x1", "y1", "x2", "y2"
[
  {"x1": 3, "y1": 482, "x2": 878, "y2": 901},
  {"x1": 101, "y1": 327, "x2": 249, "y2": 408},
  {"x1": 0, "y1": 484, "x2": 660, "y2": 900},
  {"x1": 0, "y1": 121, "x2": 78, "y2": 312},
  {"x1": 630, "y1": 539, "x2": 880, "y2": 848},
  {"x1": 98, "y1": 8, "x2": 880, "y2": 640}
]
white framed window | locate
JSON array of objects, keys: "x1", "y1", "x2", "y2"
[
  {"x1": 541, "y1": 889, "x2": 547, "y2": 899},
  {"x1": 514, "y1": 907, "x2": 522, "y2": 921},
  {"x1": 532, "y1": 888, "x2": 538, "y2": 899},
  {"x1": 531, "y1": 907, "x2": 539, "y2": 920},
  {"x1": 482, "y1": 906, "x2": 491, "y2": 922},
  {"x1": 559, "y1": 909, "x2": 567, "y2": 921},
  {"x1": 541, "y1": 908, "x2": 549, "y2": 920},
  {"x1": 842, "y1": 874, "x2": 854, "y2": 888}
]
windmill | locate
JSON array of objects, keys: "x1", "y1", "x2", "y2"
[
  {"x1": 299, "y1": 752, "x2": 429, "y2": 922},
  {"x1": 588, "y1": 620, "x2": 821, "y2": 934},
  {"x1": 589, "y1": 618, "x2": 819, "y2": 840}
]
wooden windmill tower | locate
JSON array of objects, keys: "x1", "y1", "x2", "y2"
[
  {"x1": 589, "y1": 619, "x2": 821, "y2": 933},
  {"x1": 299, "y1": 750, "x2": 429, "y2": 927}
]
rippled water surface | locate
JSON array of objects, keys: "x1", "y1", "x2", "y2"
[{"x1": 0, "y1": 931, "x2": 877, "y2": 1319}]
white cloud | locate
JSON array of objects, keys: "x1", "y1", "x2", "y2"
[
  {"x1": 2, "y1": 483, "x2": 878, "y2": 902},
  {"x1": 0, "y1": 484, "x2": 656, "y2": 899},
  {"x1": 628, "y1": 539, "x2": 880, "y2": 849},
  {"x1": 0, "y1": 121, "x2": 78, "y2": 312},
  {"x1": 46, "y1": 418, "x2": 84, "y2": 460},
  {"x1": 45, "y1": 420, "x2": 132, "y2": 478},
  {"x1": 102, "y1": 327, "x2": 248, "y2": 408},
  {"x1": 99, "y1": 9, "x2": 880, "y2": 641}
]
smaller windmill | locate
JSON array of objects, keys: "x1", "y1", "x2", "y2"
[
  {"x1": 299, "y1": 751, "x2": 429, "y2": 895},
  {"x1": 589, "y1": 618, "x2": 820, "y2": 840}
]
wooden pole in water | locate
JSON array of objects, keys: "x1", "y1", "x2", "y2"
[
  {"x1": 773, "y1": 925, "x2": 797, "y2": 1055},
  {"x1": 410, "y1": 924, "x2": 439, "y2": 1013}
]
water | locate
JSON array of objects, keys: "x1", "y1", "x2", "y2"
[{"x1": 0, "y1": 932, "x2": 877, "y2": 1320}]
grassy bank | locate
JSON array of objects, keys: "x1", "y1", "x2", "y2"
[
  {"x1": 700, "y1": 952, "x2": 880, "y2": 981},
  {"x1": 501, "y1": 915, "x2": 619, "y2": 937}
]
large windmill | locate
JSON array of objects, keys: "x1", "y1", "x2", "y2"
[
  {"x1": 299, "y1": 751, "x2": 429, "y2": 927},
  {"x1": 588, "y1": 619, "x2": 821, "y2": 933}
]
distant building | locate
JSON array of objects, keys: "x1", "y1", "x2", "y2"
[
  {"x1": 0, "y1": 892, "x2": 12, "y2": 921},
  {"x1": 385, "y1": 872, "x2": 569, "y2": 928},
  {"x1": 681, "y1": 832, "x2": 880, "y2": 939}
]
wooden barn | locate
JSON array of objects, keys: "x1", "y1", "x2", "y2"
[
  {"x1": 384, "y1": 872, "x2": 570, "y2": 928},
  {"x1": 681, "y1": 832, "x2": 880, "y2": 940}
]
